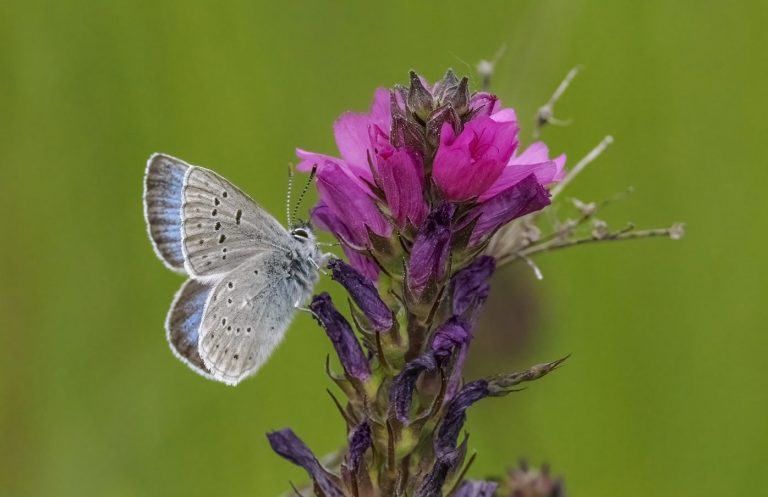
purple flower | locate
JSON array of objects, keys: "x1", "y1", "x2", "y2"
[
  {"x1": 267, "y1": 429, "x2": 345, "y2": 497},
  {"x1": 451, "y1": 256, "x2": 496, "y2": 318},
  {"x1": 328, "y1": 258, "x2": 393, "y2": 332},
  {"x1": 470, "y1": 174, "x2": 551, "y2": 244},
  {"x1": 347, "y1": 420, "x2": 372, "y2": 474},
  {"x1": 310, "y1": 293, "x2": 371, "y2": 381},
  {"x1": 389, "y1": 354, "x2": 436, "y2": 424},
  {"x1": 312, "y1": 202, "x2": 379, "y2": 281},
  {"x1": 453, "y1": 480, "x2": 499, "y2": 497},
  {"x1": 374, "y1": 148, "x2": 427, "y2": 229},
  {"x1": 433, "y1": 116, "x2": 519, "y2": 202},
  {"x1": 441, "y1": 257, "x2": 497, "y2": 397},
  {"x1": 432, "y1": 318, "x2": 473, "y2": 400},
  {"x1": 407, "y1": 204, "x2": 453, "y2": 298},
  {"x1": 415, "y1": 448, "x2": 462, "y2": 497},
  {"x1": 430, "y1": 317, "x2": 471, "y2": 360},
  {"x1": 435, "y1": 379, "x2": 490, "y2": 455},
  {"x1": 314, "y1": 161, "x2": 391, "y2": 244},
  {"x1": 389, "y1": 318, "x2": 470, "y2": 424}
]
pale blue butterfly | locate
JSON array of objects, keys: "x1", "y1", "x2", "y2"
[{"x1": 144, "y1": 154, "x2": 325, "y2": 385}]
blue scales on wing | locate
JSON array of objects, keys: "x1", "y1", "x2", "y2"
[{"x1": 144, "y1": 154, "x2": 189, "y2": 273}]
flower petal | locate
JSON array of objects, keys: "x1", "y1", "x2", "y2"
[
  {"x1": 453, "y1": 480, "x2": 499, "y2": 497},
  {"x1": 407, "y1": 204, "x2": 453, "y2": 297},
  {"x1": 332, "y1": 88, "x2": 391, "y2": 176},
  {"x1": 389, "y1": 354, "x2": 437, "y2": 424},
  {"x1": 267, "y1": 429, "x2": 345, "y2": 497},
  {"x1": 490, "y1": 107, "x2": 517, "y2": 123},
  {"x1": 415, "y1": 448, "x2": 462, "y2": 497},
  {"x1": 347, "y1": 420, "x2": 372, "y2": 474},
  {"x1": 451, "y1": 256, "x2": 496, "y2": 317},
  {"x1": 311, "y1": 203, "x2": 379, "y2": 280},
  {"x1": 480, "y1": 142, "x2": 566, "y2": 201},
  {"x1": 377, "y1": 149, "x2": 427, "y2": 228},
  {"x1": 435, "y1": 380, "x2": 490, "y2": 455},
  {"x1": 469, "y1": 92, "x2": 500, "y2": 117},
  {"x1": 316, "y1": 161, "x2": 391, "y2": 243},
  {"x1": 430, "y1": 317, "x2": 470, "y2": 360},
  {"x1": 471, "y1": 175, "x2": 551, "y2": 244},
  {"x1": 310, "y1": 293, "x2": 370, "y2": 380},
  {"x1": 328, "y1": 258, "x2": 392, "y2": 331},
  {"x1": 433, "y1": 116, "x2": 519, "y2": 201}
]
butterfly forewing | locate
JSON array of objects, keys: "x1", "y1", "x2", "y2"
[
  {"x1": 144, "y1": 155, "x2": 189, "y2": 272},
  {"x1": 197, "y1": 251, "x2": 307, "y2": 385},
  {"x1": 182, "y1": 167, "x2": 289, "y2": 278}
]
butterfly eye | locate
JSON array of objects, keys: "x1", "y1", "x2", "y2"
[{"x1": 292, "y1": 228, "x2": 309, "y2": 240}]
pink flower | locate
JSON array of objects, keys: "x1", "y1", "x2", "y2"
[
  {"x1": 296, "y1": 70, "x2": 566, "y2": 276},
  {"x1": 479, "y1": 141, "x2": 566, "y2": 202},
  {"x1": 433, "y1": 116, "x2": 519, "y2": 202},
  {"x1": 374, "y1": 147, "x2": 427, "y2": 229},
  {"x1": 311, "y1": 202, "x2": 380, "y2": 281},
  {"x1": 296, "y1": 88, "x2": 390, "y2": 182}
]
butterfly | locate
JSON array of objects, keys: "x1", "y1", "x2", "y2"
[{"x1": 143, "y1": 153, "x2": 325, "y2": 385}]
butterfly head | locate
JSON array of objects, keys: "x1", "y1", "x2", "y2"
[{"x1": 290, "y1": 220, "x2": 315, "y2": 243}]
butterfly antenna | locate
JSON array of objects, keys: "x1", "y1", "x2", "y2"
[
  {"x1": 291, "y1": 164, "x2": 317, "y2": 225},
  {"x1": 286, "y1": 163, "x2": 295, "y2": 230}
]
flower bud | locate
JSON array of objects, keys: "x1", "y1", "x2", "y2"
[
  {"x1": 486, "y1": 356, "x2": 569, "y2": 396},
  {"x1": 407, "y1": 70, "x2": 434, "y2": 121},
  {"x1": 375, "y1": 148, "x2": 428, "y2": 230},
  {"x1": 415, "y1": 448, "x2": 462, "y2": 497},
  {"x1": 454, "y1": 480, "x2": 499, "y2": 497},
  {"x1": 430, "y1": 317, "x2": 470, "y2": 360},
  {"x1": 328, "y1": 258, "x2": 393, "y2": 332},
  {"x1": 435, "y1": 380, "x2": 490, "y2": 455},
  {"x1": 389, "y1": 354, "x2": 436, "y2": 424},
  {"x1": 267, "y1": 428, "x2": 345, "y2": 497},
  {"x1": 407, "y1": 204, "x2": 453, "y2": 299},
  {"x1": 391, "y1": 111, "x2": 427, "y2": 155},
  {"x1": 310, "y1": 293, "x2": 371, "y2": 380},
  {"x1": 502, "y1": 462, "x2": 566, "y2": 497},
  {"x1": 432, "y1": 69, "x2": 459, "y2": 103},
  {"x1": 346, "y1": 420, "x2": 372, "y2": 474},
  {"x1": 451, "y1": 256, "x2": 496, "y2": 318},
  {"x1": 426, "y1": 104, "x2": 461, "y2": 148},
  {"x1": 446, "y1": 76, "x2": 470, "y2": 116}
]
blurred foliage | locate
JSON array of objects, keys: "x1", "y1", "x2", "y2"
[{"x1": 1, "y1": 1, "x2": 766, "y2": 496}]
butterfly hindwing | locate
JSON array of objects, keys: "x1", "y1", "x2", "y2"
[
  {"x1": 165, "y1": 278, "x2": 215, "y2": 379},
  {"x1": 197, "y1": 251, "x2": 309, "y2": 385}
]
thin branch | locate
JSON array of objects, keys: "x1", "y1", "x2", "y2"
[
  {"x1": 476, "y1": 44, "x2": 508, "y2": 90},
  {"x1": 550, "y1": 135, "x2": 614, "y2": 199},
  {"x1": 498, "y1": 224, "x2": 684, "y2": 266},
  {"x1": 534, "y1": 66, "x2": 581, "y2": 139}
]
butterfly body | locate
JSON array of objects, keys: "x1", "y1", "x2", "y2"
[{"x1": 144, "y1": 153, "x2": 324, "y2": 385}]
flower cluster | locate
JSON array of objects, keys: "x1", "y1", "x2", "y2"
[
  {"x1": 267, "y1": 71, "x2": 570, "y2": 497},
  {"x1": 297, "y1": 70, "x2": 565, "y2": 281}
]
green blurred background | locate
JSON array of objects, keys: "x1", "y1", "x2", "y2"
[{"x1": 1, "y1": 1, "x2": 766, "y2": 495}]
